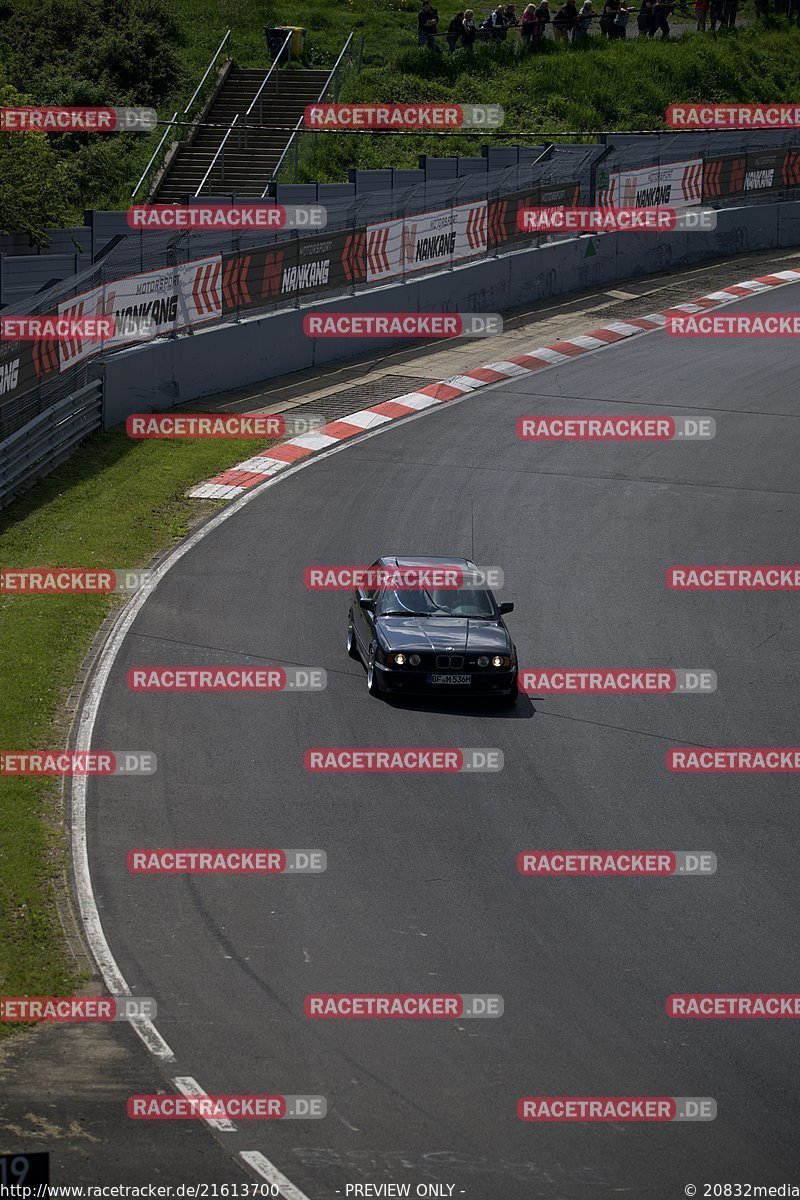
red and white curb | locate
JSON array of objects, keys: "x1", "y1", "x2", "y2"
[{"x1": 187, "y1": 268, "x2": 800, "y2": 500}]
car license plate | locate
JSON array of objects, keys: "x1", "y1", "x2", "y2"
[{"x1": 428, "y1": 674, "x2": 471, "y2": 685}]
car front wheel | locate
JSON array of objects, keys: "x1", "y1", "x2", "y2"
[
  {"x1": 366, "y1": 652, "x2": 382, "y2": 697},
  {"x1": 347, "y1": 615, "x2": 360, "y2": 660}
]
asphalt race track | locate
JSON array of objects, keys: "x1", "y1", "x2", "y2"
[{"x1": 87, "y1": 282, "x2": 800, "y2": 1199}]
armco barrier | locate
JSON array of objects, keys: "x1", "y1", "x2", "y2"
[
  {"x1": 0, "y1": 381, "x2": 103, "y2": 508},
  {"x1": 100, "y1": 199, "x2": 800, "y2": 429}
]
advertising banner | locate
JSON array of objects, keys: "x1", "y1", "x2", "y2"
[
  {"x1": 599, "y1": 159, "x2": 703, "y2": 209},
  {"x1": 366, "y1": 201, "x2": 488, "y2": 283},
  {"x1": 702, "y1": 155, "x2": 747, "y2": 201},
  {"x1": 220, "y1": 230, "x2": 366, "y2": 316},
  {"x1": 57, "y1": 257, "x2": 221, "y2": 371},
  {"x1": 744, "y1": 148, "x2": 789, "y2": 193}
]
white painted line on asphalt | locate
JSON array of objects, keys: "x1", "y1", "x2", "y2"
[
  {"x1": 173, "y1": 1076, "x2": 237, "y2": 1133},
  {"x1": 240, "y1": 1151, "x2": 312, "y2": 1200}
]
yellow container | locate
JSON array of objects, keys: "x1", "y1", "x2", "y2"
[{"x1": 276, "y1": 25, "x2": 306, "y2": 55}]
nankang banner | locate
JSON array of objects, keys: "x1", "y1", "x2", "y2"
[
  {"x1": 57, "y1": 257, "x2": 222, "y2": 371},
  {"x1": 220, "y1": 230, "x2": 366, "y2": 316},
  {"x1": 598, "y1": 159, "x2": 703, "y2": 210},
  {"x1": 366, "y1": 201, "x2": 488, "y2": 283}
]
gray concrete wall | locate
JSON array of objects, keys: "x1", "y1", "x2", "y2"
[{"x1": 100, "y1": 199, "x2": 800, "y2": 429}]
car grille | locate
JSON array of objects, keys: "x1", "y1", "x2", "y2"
[{"x1": 435, "y1": 655, "x2": 464, "y2": 669}]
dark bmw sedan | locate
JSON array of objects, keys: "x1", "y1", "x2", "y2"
[{"x1": 347, "y1": 556, "x2": 518, "y2": 704}]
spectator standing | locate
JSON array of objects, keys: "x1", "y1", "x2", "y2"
[
  {"x1": 521, "y1": 3, "x2": 541, "y2": 42},
  {"x1": 708, "y1": 0, "x2": 724, "y2": 27},
  {"x1": 574, "y1": 0, "x2": 595, "y2": 37},
  {"x1": 650, "y1": 0, "x2": 671, "y2": 34},
  {"x1": 615, "y1": 0, "x2": 633, "y2": 34},
  {"x1": 694, "y1": 0, "x2": 709, "y2": 27},
  {"x1": 753, "y1": 0, "x2": 769, "y2": 15},
  {"x1": 636, "y1": 0, "x2": 653, "y2": 31},
  {"x1": 491, "y1": 3, "x2": 509, "y2": 37},
  {"x1": 722, "y1": 0, "x2": 737, "y2": 25},
  {"x1": 552, "y1": 0, "x2": 579, "y2": 38},
  {"x1": 447, "y1": 10, "x2": 465, "y2": 47},
  {"x1": 600, "y1": 0, "x2": 620, "y2": 35},
  {"x1": 789, "y1": 0, "x2": 800, "y2": 21},
  {"x1": 462, "y1": 7, "x2": 478, "y2": 44},
  {"x1": 418, "y1": 0, "x2": 442, "y2": 47},
  {"x1": 505, "y1": 2, "x2": 521, "y2": 22},
  {"x1": 534, "y1": 0, "x2": 552, "y2": 31}
]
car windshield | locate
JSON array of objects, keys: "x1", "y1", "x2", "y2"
[{"x1": 377, "y1": 586, "x2": 497, "y2": 618}]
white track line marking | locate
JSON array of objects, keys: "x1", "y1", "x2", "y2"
[
  {"x1": 239, "y1": 1151, "x2": 312, "y2": 1200},
  {"x1": 173, "y1": 1076, "x2": 237, "y2": 1132}
]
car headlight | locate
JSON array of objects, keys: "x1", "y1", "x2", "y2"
[
  {"x1": 409, "y1": 654, "x2": 421, "y2": 666},
  {"x1": 491, "y1": 655, "x2": 509, "y2": 668},
  {"x1": 477, "y1": 655, "x2": 490, "y2": 667},
  {"x1": 390, "y1": 652, "x2": 406, "y2": 666}
]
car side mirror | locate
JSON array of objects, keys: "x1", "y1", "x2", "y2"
[
  {"x1": 360, "y1": 597, "x2": 376, "y2": 613},
  {"x1": 498, "y1": 601, "x2": 514, "y2": 614}
]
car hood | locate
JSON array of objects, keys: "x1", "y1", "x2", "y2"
[{"x1": 376, "y1": 616, "x2": 511, "y2": 654}]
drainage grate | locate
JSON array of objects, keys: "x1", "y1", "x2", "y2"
[{"x1": 284, "y1": 374, "x2": 428, "y2": 428}]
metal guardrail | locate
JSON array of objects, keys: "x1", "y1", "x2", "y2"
[
  {"x1": 0, "y1": 381, "x2": 103, "y2": 509},
  {"x1": 193, "y1": 30, "x2": 292, "y2": 190},
  {"x1": 196, "y1": 114, "x2": 240, "y2": 196},
  {"x1": 131, "y1": 30, "x2": 232, "y2": 202},
  {"x1": 244, "y1": 31, "x2": 292, "y2": 137},
  {"x1": 262, "y1": 31, "x2": 361, "y2": 194}
]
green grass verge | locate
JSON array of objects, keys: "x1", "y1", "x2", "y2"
[
  {"x1": 298, "y1": 23, "x2": 800, "y2": 181},
  {"x1": 0, "y1": 431, "x2": 267, "y2": 1028}
]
